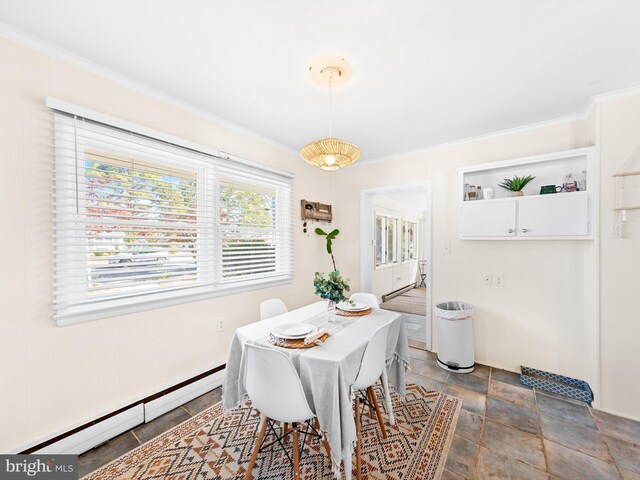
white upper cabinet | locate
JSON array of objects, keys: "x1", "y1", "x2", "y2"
[
  {"x1": 458, "y1": 147, "x2": 596, "y2": 240},
  {"x1": 518, "y1": 193, "x2": 589, "y2": 237},
  {"x1": 461, "y1": 200, "x2": 516, "y2": 237}
]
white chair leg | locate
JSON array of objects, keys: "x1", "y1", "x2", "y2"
[{"x1": 380, "y1": 369, "x2": 396, "y2": 426}]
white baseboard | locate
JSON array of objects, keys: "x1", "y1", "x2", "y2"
[
  {"x1": 144, "y1": 370, "x2": 224, "y2": 422},
  {"x1": 34, "y1": 404, "x2": 144, "y2": 455},
  {"x1": 28, "y1": 368, "x2": 225, "y2": 455}
]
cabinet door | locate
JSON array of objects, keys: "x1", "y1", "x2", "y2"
[
  {"x1": 518, "y1": 194, "x2": 589, "y2": 237},
  {"x1": 461, "y1": 201, "x2": 517, "y2": 237}
]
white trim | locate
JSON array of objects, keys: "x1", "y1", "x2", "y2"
[
  {"x1": 456, "y1": 146, "x2": 596, "y2": 174},
  {"x1": 144, "y1": 370, "x2": 224, "y2": 422},
  {"x1": 32, "y1": 405, "x2": 145, "y2": 455},
  {"x1": 360, "y1": 182, "x2": 433, "y2": 350},
  {"x1": 354, "y1": 86, "x2": 640, "y2": 168},
  {"x1": 55, "y1": 276, "x2": 293, "y2": 327},
  {"x1": 46, "y1": 98, "x2": 295, "y2": 179},
  {"x1": 0, "y1": 23, "x2": 298, "y2": 157}
]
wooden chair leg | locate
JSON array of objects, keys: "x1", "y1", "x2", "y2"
[
  {"x1": 245, "y1": 416, "x2": 268, "y2": 480},
  {"x1": 314, "y1": 417, "x2": 332, "y2": 459},
  {"x1": 292, "y1": 422, "x2": 300, "y2": 480},
  {"x1": 368, "y1": 386, "x2": 387, "y2": 439},
  {"x1": 283, "y1": 422, "x2": 289, "y2": 444},
  {"x1": 367, "y1": 389, "x2": 375, "y2": 419},
  {"x1": 355, "y1": 397, "x2": 362, "y2": 480}
]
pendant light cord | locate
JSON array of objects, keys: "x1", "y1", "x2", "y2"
[{"x1": 329, "y1": 74, "x2": 333, "y2": 138}]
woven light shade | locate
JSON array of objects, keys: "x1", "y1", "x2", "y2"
[{"x1": 300, "y1": 137, "x2": 361, "y2": 171}]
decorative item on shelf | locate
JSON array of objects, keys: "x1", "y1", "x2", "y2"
[
  {"x1": 300, "y1": 58, "x2": 360, "y2": 171},
  {"x1": 578, "y1": 170, "x2": 587, "y2": 191},
  {"x1": 483, "y1": 187, "x2": 494, "y2": 199},
  {"x1": 498, "y1": 174, "x2": 536, "y2": 197},
  {"x1": 467, "y1": 184, "x2": 477, "y2": 200},
  {"x1": 540, "y1": 185, "x2": 563, "y2": 195},
  {"x1": 563, "y1": 173, "x2": 578, "y2": 192},
  {"x1": 476, "y1": 186, "x2": 483, "y2": 200},
  {"x1": 313, "y1": 227, "x2": 350, "y2": 322},
  {"x1": 464, "y1": 183, "x2": 470, "y2": 201}
]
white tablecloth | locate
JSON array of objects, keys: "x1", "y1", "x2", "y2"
[{"x1": 222, "y1": 301, "x2": 410, "y2": 470}]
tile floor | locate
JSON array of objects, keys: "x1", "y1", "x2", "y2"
[
  {"x1": 407, "y1": 348, "x2": 640, "y2": 480},
  {"x1": 78, "y1": 348, "x2": 640, "y2": 479}
]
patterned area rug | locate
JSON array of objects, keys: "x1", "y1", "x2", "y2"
[
  {"x1": 83, "y1": 384, "x2": 460, "y2": 480},
  {"x1": 381, "y1": 288, "x2": 427, "y2": 316}
]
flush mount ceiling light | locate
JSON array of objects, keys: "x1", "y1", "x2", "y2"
[{"x1": 300, "y1": 58, "x2": 360, "y2": 171}]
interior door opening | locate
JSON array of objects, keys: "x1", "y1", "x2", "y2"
[{"x1": 360, "y1": 183, "x2": 432, "y2": 350}]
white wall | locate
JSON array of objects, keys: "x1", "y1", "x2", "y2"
[
  {"x1": 333, "y1": 115, "x2": 595, "y2": 381},
  {"x1": 596, "y1": 93, "x2": 640, "y2": 420},
  {"x1": 0, "y1": 36, "x2": 334, "y2": 452}
]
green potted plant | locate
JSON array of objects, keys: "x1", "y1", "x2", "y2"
[
  {"x1": 313, "y1": 227, "x2": 350, "y2": 321},
  {"x1": 498, "y1": 174, "x2": 536, "y2": 197}
]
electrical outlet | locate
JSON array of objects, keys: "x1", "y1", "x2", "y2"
[
  {"x1": 483, "y1": 274, "x2": 492, "y2": 287},
  {"x1": 443, "y1": 243, "x2": 451, "y2": 254},
  {"x1": 495, "y1": 274, "x2": 505, "y2": 287},
  {"x1": 216, "y1": 317, "x2": 226, "y2": 332}
]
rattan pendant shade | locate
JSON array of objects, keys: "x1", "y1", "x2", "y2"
[
  {"x1": 301, "y1": 59, "x2": 360, "y2": 171},
  {"x1": 300, "y1": 137, "x2": 361, "y2": 171}
]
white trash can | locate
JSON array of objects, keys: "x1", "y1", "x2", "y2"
[{"x1": 436, "y1": 301, "x2": 475, "y2": 373}]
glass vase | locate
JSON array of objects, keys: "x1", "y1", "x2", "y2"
[{"x1": 327, "y1": 299, "x2": 336, "y2": 323}]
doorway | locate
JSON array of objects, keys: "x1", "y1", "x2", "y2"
[{"x1": 360, "y1": 183, "x2": 432, "y2": 350}]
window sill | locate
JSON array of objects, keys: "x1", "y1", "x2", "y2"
[{"x1": 54, "y1": 275, "x2": 293, "y2": 327}]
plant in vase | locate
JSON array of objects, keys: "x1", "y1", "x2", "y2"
[
  {"x1": 313, "y1": 228, "x2": 350, "y2": 320},
  {"x1": 498, "y1": 174, "x2": 536, "y2": 197}
]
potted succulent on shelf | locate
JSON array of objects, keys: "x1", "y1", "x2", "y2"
[
  {"x1": 498, "y1": 174, "x2": 536, "y2": 197},
  {"x1": 313, "y1": 227, "x2": 350, "y2": 321}
]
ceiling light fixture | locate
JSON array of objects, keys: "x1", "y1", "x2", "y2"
[{"x1": 300, "y1": 59, "x2": 360, "y2": 171}]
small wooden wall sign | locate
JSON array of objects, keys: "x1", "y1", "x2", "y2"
[{"x1": 301, "y1": 199, "x2": 333, "y2": 222}]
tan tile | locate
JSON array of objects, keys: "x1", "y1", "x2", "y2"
[
  {"x1": 544, "y1": 439, "x2": 620, "y2": 480},
  {"x1": 540, "y1": 414, "x2": 610, "y2": 461},
  {"x1": 444, "y1": 384, "x2": 487, "y2": 416},
  {"x1": 486, "y1": 397, "x2": 539, "y2": 434},
  {"x1": 536, "y1": 392, "x2": 596, "y2": 429},
  {"x1": 481, "y1": 420, "x2": 545, "y2": 470},
  {"x1": 477, "y1": 446, "x2": 548, "y2": 480},
  {"x1": 444, "y1": 435, "x2": 479, "y2": 479},
  {"x1": 593, "y1": 409, "x2": 640, "y2": 445},
  {"x1": 604, "y1": 434, "x2": 640, "y2": 476},
  {"x1": 407, "y1": 372, "x2": 445, "y2": 392},
  {"x1": 447, "y1": 372, "x2": 489, "y2": 394},
  {"x1": 489, "y1": 379, "x2": 535, "y2": 409},
  {"x1": 455, "y1": 409, "x2": 484, "y2": 443}
]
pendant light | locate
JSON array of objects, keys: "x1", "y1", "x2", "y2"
[{"x1": 300, "y1": 59, "x2": 360, "y2": 171}]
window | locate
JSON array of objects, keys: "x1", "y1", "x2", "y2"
[
  {"x1": 401, "y1": 221, "x2": 417, "y2": 262},
  {"x1": 52, "y1": 102, "x2": 292, "y2": 325},
  {"x1": 374, "y1": 214, "x2": 398, "y2": 267}
]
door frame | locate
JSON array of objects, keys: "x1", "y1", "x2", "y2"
[{"x1": 360, "y1": 182, "x2": 433, "y2": 350}]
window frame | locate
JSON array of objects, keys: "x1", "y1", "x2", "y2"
[
  {"x1": 50, "y1": 98, "x2": 294, "y2": 326},
  {"x1": 374, "y1": 213, "x2": 400, "y2": 269}
]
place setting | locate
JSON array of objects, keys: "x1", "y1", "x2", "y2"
[
  {"x1": 268, "y1": 322, "x2": 329, "y2": 349},
  {"x1": 336, "y1": 301, "x2": 372, "y2": 317}
]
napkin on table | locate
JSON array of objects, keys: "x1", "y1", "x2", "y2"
[{"x1": 304, "y1": 328, "x2": 328, "y2": 345}]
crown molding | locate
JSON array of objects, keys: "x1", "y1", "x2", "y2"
[
  {"x1": 355, "y1": 84, "x2": 640, "y2": 168},
  {"x1": 0, "y1": 22, "x2": 299, "y2": 158}
]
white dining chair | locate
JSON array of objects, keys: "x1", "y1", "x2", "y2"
[
  {"x1": 348, "y1": 292, "x2": 396, "y2": 429},
  {"x1": 349, "y1": 292, "x2": 380, "y2": 309},
  {"x1": 351, "y1": 323, "x2": 391, "y2": 480},
  {"x1": 243, "y1": 344, "x2": 330, "y2": 480},
  {"x1": 259, "y1": 298, "x2": 287, "y2": 320}
]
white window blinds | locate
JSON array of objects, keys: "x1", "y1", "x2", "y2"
[{"x1": 52, "y1": 103, "x2": 293, "y2": 325}]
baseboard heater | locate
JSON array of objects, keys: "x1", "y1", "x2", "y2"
[
  {"x1": 19, "y1": 365, "x2": 225, "y2": 456},
  {"x1": 382, "y1": 283, "x2": 416, "y2": 303}
]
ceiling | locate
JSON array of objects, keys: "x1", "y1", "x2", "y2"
[{"x1": 1, "y1": 0, "x2": 640, "y2": 162}]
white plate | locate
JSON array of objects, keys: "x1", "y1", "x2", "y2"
[
  {"x1": 273, "y1": 323, "x2": 317, "y2": 339},
  {"x1": 337, "y1": 301, "x2": 369, "y2": 312}
]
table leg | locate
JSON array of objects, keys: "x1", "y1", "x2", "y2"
[{"x1": 380, "y1": 369, "x2": 396, "y2": 426}]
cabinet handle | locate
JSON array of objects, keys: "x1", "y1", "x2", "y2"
[
  {"x1": 521, "y1": 228, "x2": 528, "y2": 233},
  {"x1": 508, "y1": 229, "x2": 514, "y2": 233}
]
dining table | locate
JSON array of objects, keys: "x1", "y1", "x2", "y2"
[{"x1": 222, "y1": 300, "x2": 410, "y2": 479}]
